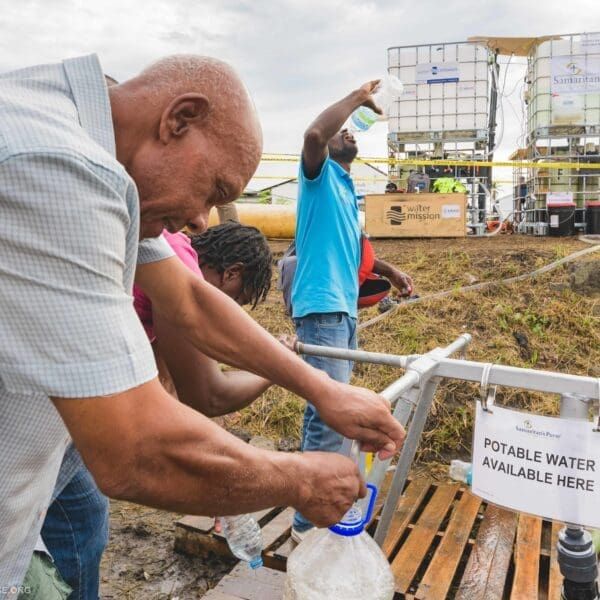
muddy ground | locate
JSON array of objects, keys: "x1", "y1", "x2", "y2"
[{"x1": 100, "y1": 234, "x2": 599, "y2": 599}]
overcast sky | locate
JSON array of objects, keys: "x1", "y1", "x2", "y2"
[{"x1": 1, "y1": 0, "x2": 599, "y2": 189}]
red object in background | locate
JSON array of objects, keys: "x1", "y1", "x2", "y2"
[
  {"x1": 358, "y1": 236, "x2": 391, "y2": 306},
  {"x1": 358, "y1": 236, "x2": 376, "y2": 286},
  {"x1": 358, "y1": 273, "x2": 391, "y2": 307}
]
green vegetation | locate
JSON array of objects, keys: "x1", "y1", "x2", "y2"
[{"x1": 229, "y1": 236, "x2": 600, "y2": 478}]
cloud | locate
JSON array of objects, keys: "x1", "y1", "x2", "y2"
[{"x1": 0, "y1": 0, "x2": 598, "y2": 168}]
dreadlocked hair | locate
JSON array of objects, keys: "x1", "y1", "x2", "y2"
[{"x1": 190, "y1": 221, "x2": 272, "y2": 309}]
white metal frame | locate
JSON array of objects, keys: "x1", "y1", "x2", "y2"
[{"x1": 296, "y1": 335, "x2": 600, "y2": 545}]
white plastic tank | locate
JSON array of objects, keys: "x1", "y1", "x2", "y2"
[
  {"x1": 387, "y1": 41, "x2": 490, "y2": 137},
  {"x1": 527, "y1": 32, "x2": 600, "y2": 133}
]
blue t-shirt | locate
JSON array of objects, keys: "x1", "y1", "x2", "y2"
[{"x1": 292, "y1": 157, "x2": 361, "y2": 319}]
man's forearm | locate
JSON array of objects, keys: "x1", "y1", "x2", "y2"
[
  {"x1": 127, "y1": 400, "x2": 299, "y2": 514},
  {"x1": 213, "y1": 371, "x2": 271, "y2": 416},
  {"x1": 53, "y1": 379, "x2": 366, "y2": 525},
  {"x1": 54, "y1": 383, "x2": 301, "y2": 515},
  {"x1": 305, "y1": 89, "x2": 367, "y2": 143},
  {"x1": 372, "y1": 257, "x2": 394, "y2": 278},
  {"x1": 138, "y1": 257, "x2": 333, "y2": 408}
]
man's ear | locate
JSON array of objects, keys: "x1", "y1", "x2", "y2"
[
  {"x1": 159, "y1": 93, "x2": 210, "y2": 141},
  {"x1": 223, "y1": 263, "x2": 244, "y2": 282}
]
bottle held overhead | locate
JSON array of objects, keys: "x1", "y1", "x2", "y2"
[{"x1": 349, "y1": 74, "x2": 404, "y2": 133}]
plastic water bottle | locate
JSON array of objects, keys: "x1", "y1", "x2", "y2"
[
  {"x1": 449, "y1": 460, "x2": 472, "y2": 485},
  {"x1": 283, "y1": 484, "x2": 394, "y2": 600},
  {"x1": 348, "y1": 74, "x2": 404, "y2": 133},
  {"x1": 221, "y1": 514, "x2": 263, "y2": 569}
]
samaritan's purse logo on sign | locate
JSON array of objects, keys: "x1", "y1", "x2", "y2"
[{"x1": 551, "y1": 55, "x2": 600, "y2": 94}]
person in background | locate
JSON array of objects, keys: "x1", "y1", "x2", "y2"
[
  {"x1": 1, "y1": 55, "x2": 405, "y2": 595},
  {"x1": 279, "y1": 233, "x2": 414, "y2": 318},
  {"x1": 289, "y1": 82, "x2": 412, "y2": 542},
  {"x1": 143, "y1": 221, "x2": 275, "y2": 413}
]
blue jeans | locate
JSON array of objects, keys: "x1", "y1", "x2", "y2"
[
  {"x1": 41, "y1": 463, "x2": 109, "y2": 600},
  {"x1": 292, "y1": 312, "x2": 357, "y2": 532}
]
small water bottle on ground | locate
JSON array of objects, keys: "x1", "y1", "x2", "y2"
[
  {"x1": 449, "y1": 460, "x2": 472, "y2": 485},
  {"x1": 221, "y1": 514, "x2": 264, "y2": 569},
  {"x1": 349, "y1": 74, "x2": 404, "y2": 133}
]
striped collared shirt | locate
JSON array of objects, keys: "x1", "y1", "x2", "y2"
[{"x1": 0, "y1": 54, "x2": 172, "y2": 593}]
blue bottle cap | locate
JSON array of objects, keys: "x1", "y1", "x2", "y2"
[
  {"x1": 329, "y1": 506, "x2": 365, "y2": 537},
  {"x1": 328, "y1": 483, "x2": 378, "y2": 537},
  {"x1": 249, "y1": 556, "x2": 263, "y2": 570}
]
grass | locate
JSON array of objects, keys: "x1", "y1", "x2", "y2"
[{"x1": 230, "y1": 235, "x2": 600, "y2": 477}]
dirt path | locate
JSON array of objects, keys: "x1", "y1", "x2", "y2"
[{"x1": 100, "y1": 502, "x2": 234, "y2": 599}]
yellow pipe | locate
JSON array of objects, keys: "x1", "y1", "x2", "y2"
[{"x1": 209, "y1": 203, "x2": 296, "y2": 239}]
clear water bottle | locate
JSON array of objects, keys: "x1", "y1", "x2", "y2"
[
  {"x1": 449, "y1": 459, "x2": 472, "y2": 485},
  {"x1": 221, "y1": 514, "x2": 263, "y2": 569},
  {"x1": 349, "y1": 74, "x2": 404, "y2": 133},
  {"x1": 283, "y1": 484, "x2": 394, "y2": 600}
]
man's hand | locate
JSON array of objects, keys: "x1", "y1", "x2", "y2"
[
  {"x1": 293, "y1": 451, "x2": 366, "y2": 527},
  {"x1": 372, "y1": 258, "x2": 413, "y2": 298},
  {"x1": 387, "y1": 268, "x2": 413, "y2": 297},
  {"x1": 277, "y1": 333, "x2": 298, "y2": 352},
  {"x1": 313, "y1": 380, "x2": 405, "y2": 460},
  {"x1": 358, "y1": 80, "x2": 384, "y2": 115}
]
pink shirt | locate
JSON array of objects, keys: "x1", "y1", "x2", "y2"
[{"x1": 133, "y1": 231, "x2": 203, "y2": 342}]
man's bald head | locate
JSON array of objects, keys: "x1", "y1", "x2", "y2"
[{"x1": 110, "y1": 55, "x2": 262, "y2": 239}]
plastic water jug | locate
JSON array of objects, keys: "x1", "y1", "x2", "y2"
[
  {"x1": 349, "y1": 75, "x2": 404, "y2": 133},
  {"x1": 283, "y1": 484, "x2": 395, "y2": 600}
]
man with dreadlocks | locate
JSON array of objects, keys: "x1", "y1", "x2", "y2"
[
  {"x1": 144, "y1": 221, "x2": 276, "y2": 414},
  {"x1": 191, "y1": 220, "x2": 271, "y2": 310}
]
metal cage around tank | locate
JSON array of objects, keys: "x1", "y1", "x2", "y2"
[
  {"x1": 386, "y1": 41, "x2": 496, "y2": 234},
  {"x1": 515, "y1": 31, "x2": 600, "y2": 235}
]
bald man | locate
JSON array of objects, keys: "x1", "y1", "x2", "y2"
[{"x1": 0, "y1": 54, "x2": 405, "y2": 593}]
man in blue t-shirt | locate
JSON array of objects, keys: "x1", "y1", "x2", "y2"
[{"x1": 290, "y1": 82, "x2": 412, "y2": 541}]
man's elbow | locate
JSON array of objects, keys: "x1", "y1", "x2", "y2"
[
  {"x1": 304, "y1": 127, "x2": 327, "y2": 149},
  {"x1": 178, "y1": 387, "x2": 224, "y2": 418},
  {"x1": 203, "y1": 391, "x2": 228, "y2": 418},
  {"x1": 83, "y1": 444, "x2": 142, "y2": 501}
]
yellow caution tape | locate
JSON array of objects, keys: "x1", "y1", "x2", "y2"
[{"x1": 260, "y1": 154, "x2": 600, "y2": 170}]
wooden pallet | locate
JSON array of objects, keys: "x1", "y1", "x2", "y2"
[
  {"x1": 175, "y1": 469, "x2": 394, "y2": 571},
  {"x1": 202, "y1": 563, "x2": 286, "y2": 600},
  {"x1": 177, "y1": 479, "x2": 565, "y2": 600}
]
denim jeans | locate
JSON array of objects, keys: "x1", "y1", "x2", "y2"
[
  {"x1": 292, "y1": 312, "x2": 357, "y2": 532},
  {"x1": 41, "y1": 463, "x2": 109, "y2": 600}
]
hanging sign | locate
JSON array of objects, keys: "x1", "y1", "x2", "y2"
[
  {"x1": 546, "y1": 191, "x2": 574, "y2": 205},
  {"x1": 472, "y1": 402, "x2": 600, "y2": 528},
  {"x1": 551, "y1": 55, "x2": 600, "y2": 95},
  {"x1": 415, "y1": 62, "x2": 460, "y2": 85}
]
